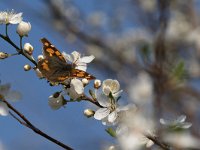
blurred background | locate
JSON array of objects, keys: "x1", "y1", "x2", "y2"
[{"x1": 0, "y1": 0, "x2": 200, "y2": 149}]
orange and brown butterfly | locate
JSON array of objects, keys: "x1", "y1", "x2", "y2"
[{"x1": 37, "y1": 38, "x2": 95, "y2": 83}]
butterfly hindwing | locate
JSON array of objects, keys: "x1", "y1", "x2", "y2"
[{"x1": 71, "y1": 69, "x2": 95, "y2": 80}]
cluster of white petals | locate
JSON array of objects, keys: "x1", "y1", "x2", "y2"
[
  {"x1": 62, "y1": 51, "x2": 95, "y2": 71},
  {"x1": 0, "y1": 10, "x2": 22, "y2": 24},
  {"x1": 94, "y1": 79, "x2": 132, "y2": 125}
]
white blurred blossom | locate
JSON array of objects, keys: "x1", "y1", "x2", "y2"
[
  {"x1": 62, "y1": 51, "x2": 95, "y2": 71},
  {"x1": 0, "y1": 83, "x2": 22, "y2": 101},
  {"x1": 166, "y1": 11, "x2": 191, "y2": 41},
  {"x1": 164, "y1": 132, "x2": 200, "y2": 148},
  {"x1": 129, "y1": 72, "x2": 153, "y2": 104},
  {"x1": 160, "y1": 115, "x2": 192, "y2": 129},
  {"x1": 64, "y1": 78, "x2": 84, "y2": 99},
  {"x1": 0, "y1": 10, "x2": 22, "y2": 24},
  {"x1": 87, "y1": 12, "x2": 107, "y2": 27},
  {"x1": 17, "y1": 21, "x2": 31, "y2": 36},
  {"x1": 139, "y1": 0, "x2": 156, "y2": 12},
  {"x1": 117, "y1": 109, "x2": 155, "y2": 150}
]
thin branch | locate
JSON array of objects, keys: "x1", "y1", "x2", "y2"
[
  {"x1": 0, "y1": 95, "x2": 73, "y2": 150},
  {"x1": 0, "y1": 33, "x2": 37, "y2": 66},
  {"x1": 145, "y1": 133, "x2": 171, "y2": 150}
]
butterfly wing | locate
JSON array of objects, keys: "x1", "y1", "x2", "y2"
[
  {"x1": 71, "y1": 69, "x2": 96, "y2": 80},
  {"x1": 38, "y1": 38, "x2": 96, "y2": 83},
  {"x1": 41, "y1": 38, "x2": 66, "y2": 63}
]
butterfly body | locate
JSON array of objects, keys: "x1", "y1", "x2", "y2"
[{"x1": 37, "y1": 38, "x2": 95, "y2": 83}]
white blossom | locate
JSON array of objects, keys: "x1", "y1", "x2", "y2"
[
  {"x1": 17, "y1": 21, "x2": 31, "y2": 36},
  {"x1": 62, "y1": 51, "x2": 95, "y2": 71},
  {"x1": 0, "y1": 102, "x2": 9, "y2": 116},
  {"x1": 160, "y1": 115, "x2": 192, "y2": 129},
  {"x1": 94, "y1": 79, "x2": 130, "y2": 125},
  {"x1": 48, "y1": 92, "x2": 65, "y2": 110},
  {"x1": 129, "y1": 72, "x2": 153, "y2": 104},
  {"x1": 64, "y1": 78, "x2": 84, "y2": 99},
  {"x1": 0, "y1": 83, "x2": 22, "y2": 101},
  {"x1": 0, "y1": 10, "x2": 22, "y2": 24}
]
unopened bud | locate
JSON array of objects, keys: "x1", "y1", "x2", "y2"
[
  {"x1": 84, "y1": 109, "x2": 95, "y2": 118},
  {"x1": 0, "y1": 52, "x2": 9, "y2": 59},
  {"x1": 24, "y1": 64, "x2": 31, "y2": 71},
  {"x1": 24, "y1": 43, "x2": 34, "y2": 55},
  {"x1": 82, "y1": 78, "x2": 89, "y2": 86},
  {"x1": 94, "y1": 79, "x2": 101, "y2": 89},
  {"x1": 37, "y1": 55, "x2": 44, "y2": 61},
  {"x1": 17, "y1": 21, "x2": 31, "y2": 37}
]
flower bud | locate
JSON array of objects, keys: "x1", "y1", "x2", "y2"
[
  {"x1": 24, "y1": 43, "x2": 33, "y2": 55},
  {"x1": 37, "y1": 55, "x2": 44, "y2": 61},
  {"x1": 94, "y1": 79, "x2": 101, "y2": 89},
  {"x1": 0, "y1": 52, "x2": 9, "y2": 59},
  {"x1": 84, "y1": 109, "x2": 95, "y2": 118},
  {"x1": 16, "y1": 21, "x2": 31, "y2": 36},
  {"x1": 24, "y1": 64, "x2": 31, "y2": 71},
  {"x1": 82, "y1": 78, "x2": 89, "y2": 86}
]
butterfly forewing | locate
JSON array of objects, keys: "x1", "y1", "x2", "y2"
[{"x1": 41, "y1": 38, "x2": 66, "y2": 63}]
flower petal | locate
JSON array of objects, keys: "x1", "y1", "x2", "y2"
[
  {"x1": 62, "y1": 52, "x2": 73, "y2": 62},
  {"x1": 96, "y1": 93, "x2": 110, "y2": 107},
  {"x1": 108, "y1": 110, "x2": 118, "y2": 123},
  {"x1": 94, "y1": 108, "x2": 110, "y2": 120},
  {"x1": 176, "y1": 115, "x2": 186, "y2": 123},
  {"x1": 180, "y1": 122, "x2": 192, "y2": 129},
  {"x1": 117, "y1": 104, "x2": 136, "y2": 112},
  {"x1": 9, "y1": 12, "x2": 22, "y2": 24},
  {"x1": 103, "y1": 79, "x2": 120, "y2": 94},
  {"x1": 80, "y1": 55, "x2": 95, "y2": 63},
  {"x1": 71, "y1": 79, "x2": 84, "y2": 94},
  {"x1": 0, "y1": 102, "x2": 9, "y2": 116},
  {"x1": 113, "y1": 90, "x2": 123, "y2": 98},
  {"x1": 71, "y1": 51, "x2": 80, "y2": 62}
]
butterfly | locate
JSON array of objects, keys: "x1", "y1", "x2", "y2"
[{"x1": 37, "y1": 38, "x2": 95, "y2": 83}]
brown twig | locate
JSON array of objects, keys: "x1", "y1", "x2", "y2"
[
  {"x1": 0, "y1": 33, "x2": 37, "y2": 66},
  {"x1": 0, "y1": 95, "x2": 73, "y2": 150},
  {"x1": 145, "y1": 133, "x2": 171, "y2": 150}
]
